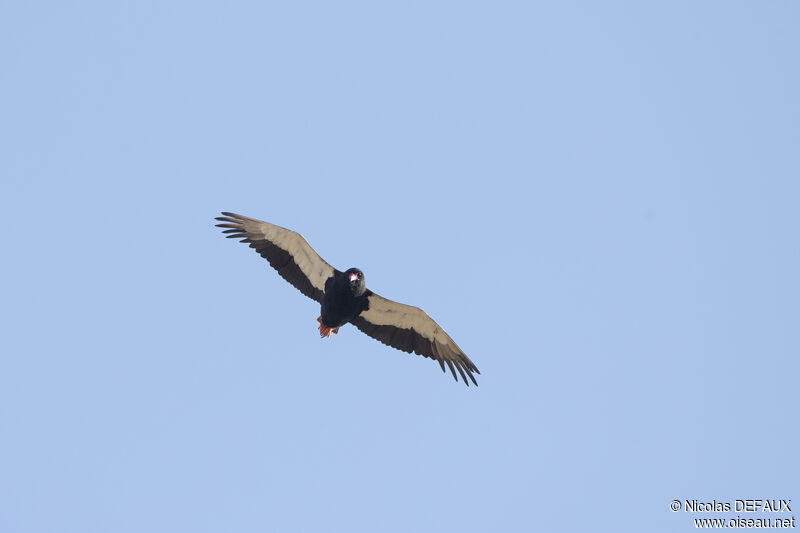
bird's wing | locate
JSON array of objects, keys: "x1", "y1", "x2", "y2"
[
  {"x1": 350, "y1": 292, "x2": 480, "y2": 386},
  {"x1": 215, "y1": 212, "x2": 336, "y2": 302}
]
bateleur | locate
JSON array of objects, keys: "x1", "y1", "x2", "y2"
[{"x1": 215, "y1": 212, "x2": 480, "y2": 386}]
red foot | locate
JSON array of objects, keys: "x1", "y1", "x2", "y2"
[{"x1": 317, "y1": 317, "x2": 339, "y2": 338}]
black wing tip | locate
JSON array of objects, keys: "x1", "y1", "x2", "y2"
[
  {"x1": 216, "y1": 212, "x2": 247, "y2": 225},
  {"x1": 437, "y1": 359, "x2": 478, "y2": 386},
  {"x1": 215, "y1": 214, "x2": 246, "y2": 238}
]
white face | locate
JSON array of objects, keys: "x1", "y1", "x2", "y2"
[{"x1": 349, "y1": 272, "x2": 360, "y2": 282}]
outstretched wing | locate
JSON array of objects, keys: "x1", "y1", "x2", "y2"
[
  {"x1": 215, "y1": 212, "x2": 336, "y2": 302},
  {"x1": 350, "y1": 292, "x2": 480, "y2": 386}
]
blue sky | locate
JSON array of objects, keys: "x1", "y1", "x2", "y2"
[{"x1": 1, "y1": 2, "x2": 797, "y2": 532}]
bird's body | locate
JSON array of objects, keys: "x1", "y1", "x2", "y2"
[
  {"x1": 215, "y1": 212, "x2": 480, "y2": 386},
  {"x1": 319, "y1": 268, "x2": 368, "y2": 330}
]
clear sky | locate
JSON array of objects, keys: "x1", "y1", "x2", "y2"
[{"x1": 1, "y1": 2, "x2": 797, "y2": 532}]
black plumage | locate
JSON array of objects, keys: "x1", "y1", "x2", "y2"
[{"x1": 215, "y1": 212, "x2": 480, "y2": 386}]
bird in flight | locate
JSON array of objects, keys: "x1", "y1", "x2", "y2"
[{"x1": 215, "y1": 212, "x2": 480, "y2": 386}]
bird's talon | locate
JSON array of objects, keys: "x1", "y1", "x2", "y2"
[{"x1": 318, "y1": 322, "x2": 334, "y2": 338}]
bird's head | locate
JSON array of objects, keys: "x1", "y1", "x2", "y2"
[{"x1": 345, "y1": 268, "x2": 366, "y2": 296}]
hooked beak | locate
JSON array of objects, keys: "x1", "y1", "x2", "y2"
[{"x1": 349, "y1": 272, "x2": 359, "y2": 282}]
